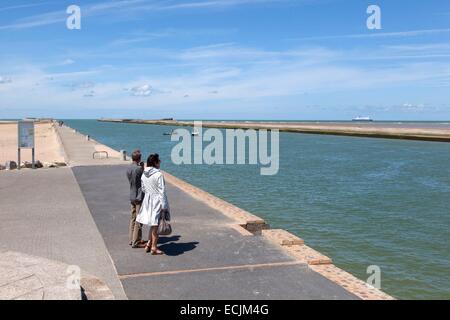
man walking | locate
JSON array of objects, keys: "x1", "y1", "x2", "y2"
[{"x1": 127, "y1": 150, "x2": 145, "y2": 248}]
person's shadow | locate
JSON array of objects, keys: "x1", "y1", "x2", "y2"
[
  {"x1": 158, "y1": 235, "x2": 198, "y2": 256},
  {"x1": 158, "y1": 235, "x2": 181, "y2": 244}
]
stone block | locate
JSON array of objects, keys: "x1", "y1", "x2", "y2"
[
  {"x1": 284, "y1": 245, "x2": 332, "y2": 265},
  {"x1": 5, "y1": 161, "x2": 17, "y2": 170},
  {"x1": 262, "y1": 229, "x2": 305, "y2": 246}
]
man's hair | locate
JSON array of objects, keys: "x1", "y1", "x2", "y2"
[{"x1": 131, "y1": 150, "x2": 142, "y2": 162}]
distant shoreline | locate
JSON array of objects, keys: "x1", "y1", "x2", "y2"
[
  {"x1": 3, "y1": 119, "x2": 450, "y2": 123},
  {"x1": 98, "y1": 118, "x2": 450, "y2": 143}
]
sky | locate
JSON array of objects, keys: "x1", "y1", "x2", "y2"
[{"x1": 1, "y1": 0, "x2": 450, "y2": 120}]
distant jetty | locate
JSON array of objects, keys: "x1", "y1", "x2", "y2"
[{"x1": 98, "y1": 119, "x2": 450, "y2": 143}]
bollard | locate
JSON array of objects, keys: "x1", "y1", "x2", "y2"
[{"x1": 120, "y1": 150, "x2": 127, "y2": 161}]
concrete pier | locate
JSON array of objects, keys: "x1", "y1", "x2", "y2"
[
  {"x1": 99, "y1": 119, "x2": 450, "y2": 143},
  {"x1": 0, "y1": 167, "x2": 126, "y2": 299},
  {"x1": 0, "y1": 122, "x2": 393, "y2": 299}
]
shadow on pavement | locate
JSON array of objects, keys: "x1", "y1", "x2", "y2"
[
  {"x1": 158, "y1": 235, "x2": 181, "y2": 244},
  {"x1": 159, "y1": 237, "x2": 199, "y2": 256}
]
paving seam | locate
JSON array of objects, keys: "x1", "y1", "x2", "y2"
[{"x1": 118, "y1": 261, "x2": 306, "y2": 280}]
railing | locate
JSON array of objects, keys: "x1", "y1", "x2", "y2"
[{"x1": 92, "y1": 151, "x2": 109, "y2": 159}]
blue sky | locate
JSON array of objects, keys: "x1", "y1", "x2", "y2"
[{"x1": 1, "y1": 0, "x2": 450, "y2": 120}]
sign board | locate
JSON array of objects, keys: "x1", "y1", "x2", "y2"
[{"x1": 18, "y1": 121, "x2": 35, "y2": 149}]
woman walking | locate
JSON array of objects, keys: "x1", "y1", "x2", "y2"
[{"x1": 136, "y1": 154, "x2": 170, "y2": 255}]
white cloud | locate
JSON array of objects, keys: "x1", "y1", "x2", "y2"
[
  {"x1": 0, "y1": 76, "x2": 12, "y2": 84},
  {"x1": 84, "y1": 90, "x2": 96, "y2": 97},
  {"x1": 289, "y1": 28, "x2": 450, "y2": 41},
  {"x1": 129, "y1": 84, "x2": 152, "y2": 96},
  {"x1": 0, "y1": 0, "x2": 282, "y2": 30},
  {"x1": 0, "y1": 2, "x2": 53, "y2": 13},
  {"x1": 0, "y1": 10, "x2": 66, "y2": 30},
  {"x1": 157, "y1": 0, "x2": 278, "y2": 10},
  {"x1": 109, "y1": 28, "x2": 238, "y2": 46},
  {"x1": 401, "y1": 103, "x2": 427, "y2": 110},
  {"x1": 1, "y1": 41, "x2": 449, "y2": 115},
  {"x1": 68, "y1": 81, "x2": 95, "y2": 90},
  {"x1": 62, "y1": 59, "x2": 75, "y2": 65}
]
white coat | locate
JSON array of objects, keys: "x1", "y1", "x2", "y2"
[{"x1": 136, "y1": 167, "x2": 170, "y2": 226}]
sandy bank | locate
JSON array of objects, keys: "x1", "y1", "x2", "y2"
[{"x1": 99, "y1": 119, "x2": 450, "y2": 142}]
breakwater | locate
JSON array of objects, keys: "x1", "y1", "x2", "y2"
[{"x1": 98, "y1": 119, "x2": 450, "y2": 143}]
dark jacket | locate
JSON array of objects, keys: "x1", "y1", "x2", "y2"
[{"x1": 126, "y1": 162, "x2": 144, "y2": 204}]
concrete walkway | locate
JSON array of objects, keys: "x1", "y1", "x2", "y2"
[
  {"x1": 0, "y1": 168, "x2": 127, "y2": 299},
  {"x1": 72, "y1": 165, "x2": 357, "y2": 300},
  {"x1": 56, "y1": 125, "x2": 126, "y2": 166},
  {"x1": 0, "y1": 251, "x2": 81, "y2": 300}
]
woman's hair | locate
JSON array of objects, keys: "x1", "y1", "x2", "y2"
[{"x1": 147, "y1": 153, "x2": 160, "y2": 167}]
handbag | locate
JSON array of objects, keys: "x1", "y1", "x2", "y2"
[{"x1": 158, "y1": 210, "x2": 172, "y2": 236}]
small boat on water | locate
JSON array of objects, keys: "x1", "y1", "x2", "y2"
[
  {"x1": 352, "y1": 116, "x2": 373, "y2": 122},
  {"x1": 163, "y1": 130, "x2": 177, "y2": 136}
]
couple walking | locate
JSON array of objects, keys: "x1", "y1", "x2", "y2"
[{"x1": 127, "y1": 150, "x2": 170, "y2": 255}]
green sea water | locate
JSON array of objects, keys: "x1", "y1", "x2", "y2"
[{"x1": 64, "y1": 119, "x2": 450, "y2": 300}]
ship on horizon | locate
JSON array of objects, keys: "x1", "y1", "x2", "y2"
[{"x1": 352, "y1": 116, "x2": 373, "y2": 122}]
